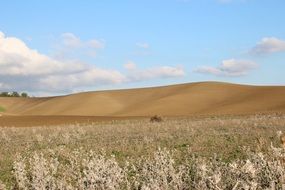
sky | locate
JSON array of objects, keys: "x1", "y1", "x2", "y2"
[{"x1": 0, "y1": 0, "x2": 285, "y2": 96}]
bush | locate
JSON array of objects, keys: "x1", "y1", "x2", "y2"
[{"x1": 150, "y1": 115, "x2": 163, "y2": 122}]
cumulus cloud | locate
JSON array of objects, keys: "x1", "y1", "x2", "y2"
[
  {"x1": 124, "y1": 61, "x2": 185, "y2": 81},
  {"x1": 0, "y1": 32, "x2": 185, "y2": 94},
  {"x1": 195, "y1": 59, "x2": 257, "y2": 77},
  {"x1": 0, "y1": 32, "x2": 125, "y2": 93},
  {"x1": 250, "y1": 37, "x2": 285, "y2": 55},
  {"x1": 39, "y1": 68, "x2": 126, "y2": 92}
]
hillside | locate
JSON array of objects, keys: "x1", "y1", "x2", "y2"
[{"x1": 0, "y1": 82, "x2": 285, "y2": 116}]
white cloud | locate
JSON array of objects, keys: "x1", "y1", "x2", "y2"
[
  {"x1": 136, "y1": 42, "x2": 149, "y2": 49},
  {"x1": 0, "y1": 32, "x2": 125, "y2": 93},
  {"x1": 40, "y1": 68, "x2": 126, "y2": 91},
  {"x1": 124, "y1": 61, "x2": 185, "y2": 81},
  {"x1": 134, "y1": 42, "x2": 151, "y2": 56},
  {"x1": 124, "y1": 61, "x2": 137, "y2": 70},
  {"x1": 88, "y1": 39, "x2": 105, "y2": 49},
  {"x1": 250, "y1": 37, "x2": 285, "y2": 55},
  {"x1": 0, "y1": 32, "x2": 185, "y2": 94},
  {"x1": 61, "y1": 33, "x2": 81, "y2": 48},
  {"x1": 55, "y1": 33, "x2": 106, "y2": 59},
  {"x1": 195, "y1": 59, "x2": 257, "y2": 77},
  {"x1": 61, "y1": 33, "x2": 105, "y2": 50},
  {"x1": 0, "y1": 33, "x2": 75, "y2": 76}
]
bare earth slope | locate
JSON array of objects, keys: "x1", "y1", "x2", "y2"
[{"x1": 1, "y1": 82, "x2": 285, "y2": 116}]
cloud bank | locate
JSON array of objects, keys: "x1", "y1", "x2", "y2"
[{"x1": 0, "y1": 32, "x2": 184, "y2": 94}]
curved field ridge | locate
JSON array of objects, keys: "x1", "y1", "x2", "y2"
[{"x1": 0, "y1": 82, "x2": 285, "y2": 116}]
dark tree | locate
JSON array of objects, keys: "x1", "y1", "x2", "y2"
[
  {"x1": 21, "y1": 92, "x2": 28, "y2": 97},
  {"x1": 0, "y1": 91, "x2": 29, "y2": 97},
  {"x1": 0, "y1": 92, "x2": 9, "y2": 97},
  {"x1": 11, "y1": 91, "x2": 20, "y2": 97}
]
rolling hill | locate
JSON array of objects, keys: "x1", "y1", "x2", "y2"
[{"x1": 1, "y1": 82, "x2": 285, "y2": 116}]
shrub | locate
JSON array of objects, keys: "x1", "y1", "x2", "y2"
[{"x1": 150, "y1": 115, "x2": 163, "y2": 122}]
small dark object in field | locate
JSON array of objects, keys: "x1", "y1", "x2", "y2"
[{"x1": 150, "y1": 115, "x2": 163, "y2": 122}]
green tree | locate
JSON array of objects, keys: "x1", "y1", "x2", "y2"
[
  {"x1": 11, "y1": 92, "x2": 20, "y2": 97},
  {"x1": 0, "y1": 91, "x2": 29, "y2": 97},
  {"x1": 21, "y1": 92, "x2": 28, "y2": 98},
  {"x1": 0, "y1": 92, "x2": 9, "y2": 97}
]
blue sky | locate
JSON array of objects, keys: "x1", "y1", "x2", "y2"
[{"x1": 0, "y1": 0, "x2": 285, "y2": 95}]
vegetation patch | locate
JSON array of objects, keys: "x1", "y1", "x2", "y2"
[
  {"x1": 150, "y1": 115, "x2": 163, "y2": 122},
  {"x1": 1, "y1": 114, "x2": 285, "y2": 189},
  {"x1": 0, "y1": 92, "x2": 29, "y2": 97},
  {"x1": 0, "y1": 106, "x2": 5, "y2": 112}
]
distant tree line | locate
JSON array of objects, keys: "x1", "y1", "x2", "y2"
[{"x1": 0, "y1": 92, "x2": 29, "y2": 97}]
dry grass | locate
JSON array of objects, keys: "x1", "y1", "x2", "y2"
[{"x1": 1, "y1": 113, "x2": 285, "y2": 189}]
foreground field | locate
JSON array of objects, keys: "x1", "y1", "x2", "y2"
[{"x1": 1, "y1": 113, "x2": 285, "y2": 189}]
